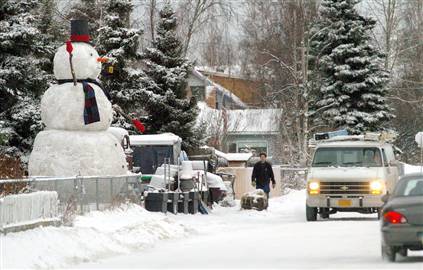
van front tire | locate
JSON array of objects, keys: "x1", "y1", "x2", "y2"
[{"x1": 306, "y1": 205, "x2": 317, "y2": 221}]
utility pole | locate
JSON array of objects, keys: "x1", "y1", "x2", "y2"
[{"x1": 300, "y1": 37, "x2": 309, "y2": 167}]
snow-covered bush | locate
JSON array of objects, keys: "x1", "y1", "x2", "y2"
[{"x1": 0, "y1": 0, "x2": 54, "y2": 166}]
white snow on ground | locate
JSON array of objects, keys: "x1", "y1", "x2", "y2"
[
  {"x1": 2, "y1": 164, "x2": 423, "y2": 269},
  {"x1": 75, "y1": 190, "x2": 423, "y2": 269},
  {"x1": 0, "y1": 205, "x2": 193, "y2": 269},
  {"x1": 404, "y1": 163, "x2": 423, "y2": 175}
]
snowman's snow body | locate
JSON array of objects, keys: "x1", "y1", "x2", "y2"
[{"x1": 29, "y1": 38, "x2": 127, "y2": 176}]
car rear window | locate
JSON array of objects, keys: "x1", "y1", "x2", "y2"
[{"x1": 394, "y1": 178, "x2": 423, "y2": 197}]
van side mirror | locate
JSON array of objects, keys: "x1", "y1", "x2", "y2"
[{"x1": 381, "y1": 194, "x2": 390, "y2": 203}]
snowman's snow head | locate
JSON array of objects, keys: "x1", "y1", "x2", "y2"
[
  {"x1": 54, "y1": 20, "x2": 104, "y2": 81},
  {"x1": 53, "y1": 43, "x2": 102, "y2": 80}
]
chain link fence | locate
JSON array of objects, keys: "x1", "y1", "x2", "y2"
[{"x1": 0, "y1": 175, "x2": 142, "y2": 231}]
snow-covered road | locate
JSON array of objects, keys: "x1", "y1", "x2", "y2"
[
  {"x1": 2, "y1": 190, "x2": 422, "y2": 269},
  {"x1": 77, "y1": 190, "x2": 423, "y2": 269}
]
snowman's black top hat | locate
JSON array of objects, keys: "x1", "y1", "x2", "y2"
[{"x1": 70, "y1": 20, "x2": 90, "y2": 43}]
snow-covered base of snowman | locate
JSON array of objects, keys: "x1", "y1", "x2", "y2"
[
  {"x1": 29, "y1": 130, "x2": 128, "y2": 177},
  {"x1": 42, "y1": 83, "x2": 113, "y2": 131}
]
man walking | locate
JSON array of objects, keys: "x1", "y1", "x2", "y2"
[{"x1": 251, "y1": 152, "x2": 275, "y2": 199}]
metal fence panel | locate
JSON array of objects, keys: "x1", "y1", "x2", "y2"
[{"x1": 0, "y1": 174, "x2": 141, "y2": 227}]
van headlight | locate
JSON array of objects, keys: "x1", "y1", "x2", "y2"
[
  {"x1": 370, "y1": 180, "x2": 383, "y2": 195},
  {"x1": 308, "y1": 181, "x2": 320, "y2": 195}
]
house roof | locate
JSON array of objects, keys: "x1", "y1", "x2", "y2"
[
  {"x1": 197, "y1": 102, "x2": 282, "y2": 136},
  {"x1": 226, "y1": 108, "x2": 282, "y2": 135},
  {"x1": 191, "y1": 68, "x2": 247, "y2": 109},
  {"x1": 200, "y1": 146, "x2": 253, "y2": 161},
  {"x1": 214, "y1": 148, "x2": 253, "y2": 161}
]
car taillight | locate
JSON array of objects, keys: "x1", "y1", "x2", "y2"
[{"x1": 383, "y1": 211, "x2": 407, "y2": 224}]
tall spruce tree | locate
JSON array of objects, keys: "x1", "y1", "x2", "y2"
[
  {"x1": 96, "y1": 0, "x2": 145, "y2": 130},
  {"x1": 141, "y1": 4, "x2": 199, "y2": 150},
  {"x1": 0, "y1": 0, "x2": 53, "y2": 163},
  {"x1": 39, "y1": 0, "x2": 66, "y2": 41},
  {"x1": 309, "y1": 0, "x2": 394, "y2": 134}
]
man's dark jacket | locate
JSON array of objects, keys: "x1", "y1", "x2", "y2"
[{"x1": 251, "y1": 161, "x2": 275, "y2": 186}]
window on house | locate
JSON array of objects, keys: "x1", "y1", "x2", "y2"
[
  {"x1": 191, "y1": 86, "x2": 205, "y2": 101},
  {"x1": 228, "y1": 143, "x2": 237, "y2": 153},
  {"x1": 236, "y1": 141, "x2": 268, "y2": 156}
]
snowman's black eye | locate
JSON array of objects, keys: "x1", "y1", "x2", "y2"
[{"x1": 90, "y1": 53, "x2": 93, "y2": 56}]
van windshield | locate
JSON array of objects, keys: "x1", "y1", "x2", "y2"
[{"x1": 312, "y1": 147, "x2": 383, "y2": 167}]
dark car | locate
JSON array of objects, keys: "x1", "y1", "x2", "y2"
[{"x1": 380, "y1": 173, "x2": 423, "y2": 262}]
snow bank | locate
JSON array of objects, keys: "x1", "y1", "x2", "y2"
[
  {"x1": 79, "y1": 188, "x2": 423, "y2": 269},
  {"x1": 1, "y1": 204, "x2": 193, "y2": 269},
  {"x1": 1, "y1": 191, "x2": 305, "y2": 269},
  {"x1": 403, "y1": 163, "x2": 423, "y2": 175}
]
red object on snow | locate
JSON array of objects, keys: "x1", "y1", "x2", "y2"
[
  {"x1": 66, "y1": 40, "x2": 73, "y2": 54},
  {"x1": 132, "y1": 119, "x2": 145, "y2": 133}
]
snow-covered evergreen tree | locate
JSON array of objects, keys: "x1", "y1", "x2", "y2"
[
  {"x1": 0, "y1": 0, "x2": 53, "y2": 163},
  {"x1": 309, "y1": 0, "x2": 394, "y2": 134},
  {"x1": 141, "y1": 4, "x2": 200, "y2": 150},
  {"x1": 96, "y1": 0, "x2": 145, "y2": 131},
  {"x1": 39, "y1": 0, "x2": 66, "y2": 46}
]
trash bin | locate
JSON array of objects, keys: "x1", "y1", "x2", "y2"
[
  {"x1": 180, "y1": 178, "x2": 195, "y2": 192},
  {"x1": 145, "y1": 192, "x2": 168, "y2": 213}
]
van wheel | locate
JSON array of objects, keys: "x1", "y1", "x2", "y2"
[
  {"x1": 382, "y1": 244, "x2": 397, "y2": 262},
  {"x1": 306, "y1": 205, "x2": 317, "y2": 221}
]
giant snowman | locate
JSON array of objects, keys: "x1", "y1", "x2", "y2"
[{"x1": 29, "y1": 20, "x2": 127, "y2": 176}]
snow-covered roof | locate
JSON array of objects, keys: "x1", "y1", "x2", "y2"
[
  {"x1": 192, "y1": 68, "x2": 247, "y2": 109},
  {"x1": 196, "y1": 65, "x2": 243, "y2": 79},
  {"x1": 214, "y1": 149, "x2": 253, "y2": 161},
  {"x1": 205, "y1": 85, "x2": 246, "y2": 109},
  {"x1": 197, "y1": 102, "x2": 282, "y2": 136},
  {"x1": 130, "y1": 133, "x2": 182, "y2": 146},
  {"x1": 226, "y1": 108, "x2": 282, "y2": 135}
]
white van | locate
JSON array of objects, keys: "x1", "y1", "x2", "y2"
[{"x1": 306, "y1": 134, "x2": 401, "y2": 221}]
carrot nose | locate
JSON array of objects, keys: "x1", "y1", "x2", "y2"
[{"x1": 97, "y1": 57, "x2": 109, "y2": 63}]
